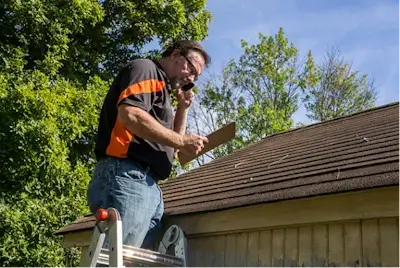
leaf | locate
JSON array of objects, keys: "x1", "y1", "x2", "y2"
[
  {"x1": 301, "y1": 46, "x2": 377, "y2": 121},
  {"x1": 0, "y1": 0, "x2": 212, "y2": 265}
]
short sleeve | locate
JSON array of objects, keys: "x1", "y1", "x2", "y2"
[{"x1": 117, "y1": 60, "x2": 165, "y2": 112}]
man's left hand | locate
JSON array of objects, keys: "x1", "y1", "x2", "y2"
[{"x1": 176, "y1": 88, "x2": 194, "y2": 109}]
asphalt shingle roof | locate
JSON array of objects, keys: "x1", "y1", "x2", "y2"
[{"x1": 160, "y1": 102, "x2": 399, "y2": 215}]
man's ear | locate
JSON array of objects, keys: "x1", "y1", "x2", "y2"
[{"x1": 170, "y1": 48, "x2": 180, "y2": 59}]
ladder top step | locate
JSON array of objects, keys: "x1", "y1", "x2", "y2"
[{"x1": 98, "y1": 244, "x2": 184, "y2": 267}]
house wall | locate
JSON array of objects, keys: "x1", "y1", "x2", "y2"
[
  {"x1": 166, "y1": 186, "x2": 399, "y2": 267},
  {"x1": 187, "y1": 217, "x2": 398, "y2": 267}
]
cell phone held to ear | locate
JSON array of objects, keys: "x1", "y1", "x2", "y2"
[{"x1": 182, "y1": 82, "x2": 194, "y2": 91}]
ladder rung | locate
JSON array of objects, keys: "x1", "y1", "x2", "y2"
[{"x1": 97, "y1": 245, "x2": 184, "y2": 267}]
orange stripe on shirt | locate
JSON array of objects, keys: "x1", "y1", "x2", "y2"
[
  {"x1": 117, "y1": 79, "x2": 165, "y2": 105},
  {"x1": 107, "y1": 79, "x2": 165, "y2": 158},
  {"x1": 106, "y1": 119, "x2": 133, "y2": 158}
]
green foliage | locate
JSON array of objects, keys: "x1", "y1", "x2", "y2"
[
  {"x1": 0, "y1": 0, "x2": 212, "y2": 82},
  {"x1": 190, "y1": 28, "x2": 313, "y2": 162},
  {"x1": 0, "y1": 68, "x2": 109, "y2": 266},
  {"x1": 0, "y1": 0, "x2": 211, "y2": 266},
  {"x1": 301, "y1": 47, "x2": 378, "y2": 121}
]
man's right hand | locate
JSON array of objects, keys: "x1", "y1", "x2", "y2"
[{"x1": 179, "y1": 133, "x2": 209, "y2": 155}]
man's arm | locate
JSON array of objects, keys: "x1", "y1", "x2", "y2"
[
  {"x1": 174, "y1": 105, "x2": 189, "y2": 135},
  {"x1": 118, "y1": 104, "x2": 184, "y2": 149},
  {"x1": 173, "y1": 88, "x2": 194, "y2": 135},
  {"x1": 118, "y1": 104, "x2": 208, "y2": 156},
  {"x1": 116, "y1": 60, "x2": 185, "y2": 148}
]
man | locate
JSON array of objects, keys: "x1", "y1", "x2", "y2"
[{"x1": 87, "y1": 40, "x2": 211, "y2": 249}]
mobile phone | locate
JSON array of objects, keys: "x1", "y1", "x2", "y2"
[{"x1": 182, "y1": 82, "x2": 194, "y2": 91}]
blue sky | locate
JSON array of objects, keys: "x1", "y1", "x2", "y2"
[{"x1": 198, "y1": 0, "x2": 399, "y2": 124}]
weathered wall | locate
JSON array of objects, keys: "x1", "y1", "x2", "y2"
[
  {"x1": 165, "y1": 186, "x2": 399, "y2": 267},
  {"x1": 187, "y1": 217, "x2": 398, "y2": 267},
  {"x1": 58, "y1": 187, "x2": 399, "y2": 267}
]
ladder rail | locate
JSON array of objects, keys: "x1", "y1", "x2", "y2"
[
  {"x1": 80, "y1": 222, "x2": 107, "y2": 267},
  {"x1": 107, "y1": 208, "x2": 123, "y2": 267}
]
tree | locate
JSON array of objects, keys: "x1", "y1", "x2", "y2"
[
  {"x1": 188, "y1": 28, "x2": 315, "y2": 164},
  {"x1": 0, "y1": 0, "x2": 211, "y2": 266},
  {"x1": 0, "y1": 68, "x2": 109, "y2": 267},
  {"x1": 0, "y1": 0, "x2": 212, "y2": 82},
  {"x1": 302, "y1": 47, "x2": 378, "y2": 122}
]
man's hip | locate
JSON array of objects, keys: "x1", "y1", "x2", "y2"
[{"x1": 86, "y1": 156, "x2": 164, "y2": 247}]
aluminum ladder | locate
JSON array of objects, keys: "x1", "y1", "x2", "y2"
[{"x1": 80, "y1": 207, "x2": 188, "y2": 267}]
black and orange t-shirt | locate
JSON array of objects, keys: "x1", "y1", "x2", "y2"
[{"x1": 94, "y1": 59, "x2": 175, "y2": 180}]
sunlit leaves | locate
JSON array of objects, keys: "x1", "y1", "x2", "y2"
[
  {"x1": 0, "y1": 0, "x2": 211, "y2": 82},
  {"x1": 1, "y1": 0, "x2": 211, "y2": 265},
  {"x1": 190, "y1": 28, "x2": 312, "y2": 163},
  {"x1": 301, "y1": 47, "x2": 377, "y2": 121},
  {"x1": 0, "y1": 68, "x2": 109, "y2": 266}
]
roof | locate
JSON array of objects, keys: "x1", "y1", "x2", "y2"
[
  {"x1": 160, "y1": 102, "x2": 399, "y2": 216},
  {"x1": 56, "y1": 102, "x2": 399, "y2": 235}
]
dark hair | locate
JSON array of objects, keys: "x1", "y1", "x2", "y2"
[{"x1": 161, "y1": 40, "x2": 211, "y2": 68}]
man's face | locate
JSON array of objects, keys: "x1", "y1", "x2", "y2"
[{"x1": 169, "y1": 49, "x2": 205, "y2": 90}]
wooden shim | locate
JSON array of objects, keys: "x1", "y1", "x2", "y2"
[{"x1": 178, "y1": 122, "x2": 236, "y2": 166}]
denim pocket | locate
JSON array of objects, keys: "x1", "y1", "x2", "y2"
[
  {"x1": 126, "y1": 167, "x2": 148, "y2": 182},
  {"x1": 115, "y1": 159, "x2": 150, "y2": 186}
]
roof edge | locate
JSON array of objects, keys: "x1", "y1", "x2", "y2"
[{"x1": 274, "y1": 102, "x2": 399, "y2": 139}]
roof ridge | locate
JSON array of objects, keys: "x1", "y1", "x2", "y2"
[{"x1": 264, "y1": 102, "x2": 399, "y2": 140}]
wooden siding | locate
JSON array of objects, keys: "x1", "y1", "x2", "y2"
[
  {"x1": 187, "y1": 217, "x2": 399, "y2": 267},
  {"x1": 59, "y1": 187, "x2": 398, "y2": 267},
  {"x1": 167, "y1": 187, "x2": 398, "y2": 236}
]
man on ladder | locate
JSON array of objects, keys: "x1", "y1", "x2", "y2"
[{"x1": 85, "y1": 40, "x2": 211, "y2": 260}]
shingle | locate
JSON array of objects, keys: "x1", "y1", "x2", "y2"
[
  {"x1": 56, "y1": 215, "x2": 97, "y2": 234},
  {"x1": 160, "y1": 102, "x2": 399, "y2": 215}
]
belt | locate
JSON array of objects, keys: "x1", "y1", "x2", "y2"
[{"x1": 97, "y1": 155, "x2": 164, "y2": 182}]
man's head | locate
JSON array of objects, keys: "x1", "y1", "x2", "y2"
[{"x1": 160, "y1": 40, "x2": 211, "y2": 91}]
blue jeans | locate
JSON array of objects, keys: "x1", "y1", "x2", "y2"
[{"x1": 87, "y1": 156, "x2": 164, "y2": 249}]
